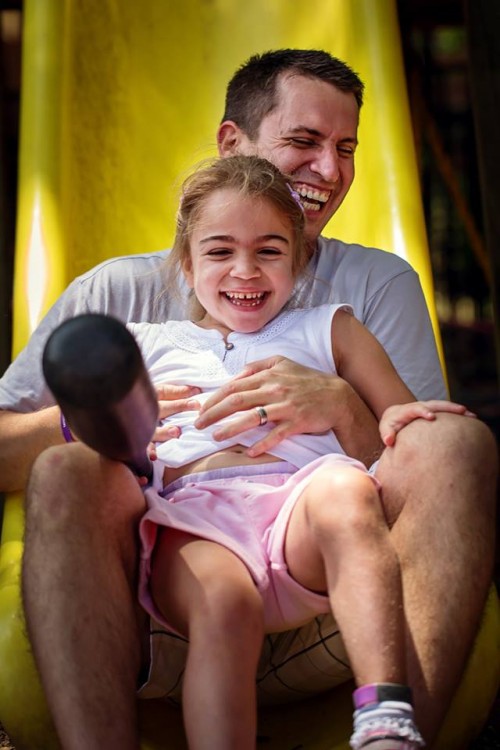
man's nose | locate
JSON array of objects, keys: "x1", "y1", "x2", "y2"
[{"x1": 312, "y1": 148, "x2": 340, "y2": 183}]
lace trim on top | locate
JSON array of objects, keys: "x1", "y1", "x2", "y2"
[{"x1": 163, "y1": 309, "x2": 301, "y2": 354}]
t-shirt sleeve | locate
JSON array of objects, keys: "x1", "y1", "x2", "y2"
[
  {"x1": 306, "y1": 239, "x2": 447, "y2": 401},
  {"x1": 0, "y1": 277, "x2": 95, "y2": 411},
  {"x1": 0, "y1": 253, "x2": 171, "y2": 411},
  {"x1": 362, "y1": 268, "x2": 447, "y2": 400}
]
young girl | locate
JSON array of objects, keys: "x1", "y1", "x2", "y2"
[{"x1": 130, "y1": 155, "x2": 435, "y2": 750}]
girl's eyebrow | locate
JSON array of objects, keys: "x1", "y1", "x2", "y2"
[
  {"x1": 256, "y1": 234, "x2": 290, "y2": 244},
  {"x1": 200, "y1": 234, "x2": 290, "y2": 244},
  {"x1": 199, "y1": 235, "x2": 235, "y2": 243}
]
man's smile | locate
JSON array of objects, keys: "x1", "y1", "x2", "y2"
[{"x1": 293, "y1": 182, "x2": 331, "y2": 212}]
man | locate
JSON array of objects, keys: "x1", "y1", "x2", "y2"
[{"x1": 0, "y1": 50, "x2": 497, "y2": 748}]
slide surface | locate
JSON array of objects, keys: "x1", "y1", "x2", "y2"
[{"x1": 1, "y1": 1, "x2": 498, "y2": 748}]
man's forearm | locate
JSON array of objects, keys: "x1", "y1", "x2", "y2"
[
  {"x1": 0, "y1": 406, "x2": 63, "y2": 491},
  {"x1": 331, "y1": 379, "x2": 383, "y2": 467}
]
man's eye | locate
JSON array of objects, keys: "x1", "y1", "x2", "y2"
[
  {"x1": 290, "y1": 138, "x2": 316, "y2": 148},
  {"x1": 338, "y1": 145, "x2": 355, "y2": 157}
]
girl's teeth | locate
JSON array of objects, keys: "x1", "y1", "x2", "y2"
[
  {"x1": 225, "y1": 291, "x2": 266, "y2": 306},
  {"x1": 226, "y1": 292, "x2": 264, "y2": 299}
]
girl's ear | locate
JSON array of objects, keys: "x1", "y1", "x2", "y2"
[
  {"x1": 217, "y1": 121, "x2": 251, "y2": 156},
  {"x1": 182, "y1": 257, "x2": 195, "y2": 288}
]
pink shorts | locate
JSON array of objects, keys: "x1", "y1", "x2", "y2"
[{"x1": 139, "y1": 453, "x2": 379, "y2": 634}]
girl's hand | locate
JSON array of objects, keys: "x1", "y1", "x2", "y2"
[
  {"x1": 380, "y1": 400, "x2": 477, "y2": 447},
  {"x1": 134, "y1": 384, "x2": 203, "y2": 486},
  {"x1": 153, "y1": 383, "x2": 201, "y2": 442}
]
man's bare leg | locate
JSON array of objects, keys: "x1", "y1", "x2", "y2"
[
  {"x1": 22, "y1": 443, "x2": 147, "y2": 750},
  {"x1": 376, "y1": 413, "x2": 498, "y2": 743}
]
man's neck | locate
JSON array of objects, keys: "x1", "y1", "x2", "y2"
[{"x1": 306, "y1": 238, "x2": 319, "y2": 259}]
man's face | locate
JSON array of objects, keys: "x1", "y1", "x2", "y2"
[{"x1": 219, "y1": 73, "x2": 359, "y2": 245}]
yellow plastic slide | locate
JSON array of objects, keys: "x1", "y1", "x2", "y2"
[{"x1": 0, "y1": 1, "x2": 498, "y2": 748}]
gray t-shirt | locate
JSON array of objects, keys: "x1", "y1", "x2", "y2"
[{"x1": 0, "y1": 236, "x2": 446, "y2": 411}]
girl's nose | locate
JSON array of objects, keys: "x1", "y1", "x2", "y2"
[{"x1": 229, "y1": 257, "x2": 260, "y2": 278}]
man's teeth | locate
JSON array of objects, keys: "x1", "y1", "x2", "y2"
[
  {"x1": 295, "y1": 185, "x2": 330, "y2": 212},
  {"x1": 225, "y1": 291, "x2": 266, "y2": 305}
]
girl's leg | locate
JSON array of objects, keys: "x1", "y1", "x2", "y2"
[
  {"x1": 284, "y1": 465, "x2": 405, "y2": 685},
  {"x1": 284, "y1": 464, "x2": 424, "y2": 749},
  {"x1": 150, "y1": 529, "x2": 264, "y2": 750}
]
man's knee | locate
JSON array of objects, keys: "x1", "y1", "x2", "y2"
[
  {"x1": 382, "y1": 412, "x2": 496, "y2": 469},
  {"x1": 376, "y1": 413, "x2": 498, "y2": 525},
  {"x1": 30, "y1": 442, "x2": 101, "y2": 487},
  {"x1": 26, "y1": 442, "x2": 144, "y2": 523},
  {"x1": 27, "y1": 443, "x2": 88, "y2": 516}
]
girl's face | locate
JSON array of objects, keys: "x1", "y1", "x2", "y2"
[{"x1": 183, "y1": 188, "x2": 296, "y2": 337}]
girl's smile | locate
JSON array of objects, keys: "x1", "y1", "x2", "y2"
[{"x1": 182, "y1": 188, "x2": 297, "y2": 338}]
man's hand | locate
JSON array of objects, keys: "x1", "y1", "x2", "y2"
[
  {"x1": 194, "y1": 356, "x2": 380, "y2": 462},
  {"x1": 380, "y1": 399, "x2": 476, "y2": 447}
]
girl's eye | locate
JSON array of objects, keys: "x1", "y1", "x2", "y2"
[
  {"x1": 259, "y1": 248, "x2": 283, "y2": 257},
  {"x1": 207, "y1": 248, "x2": 232, "y2": 257}
]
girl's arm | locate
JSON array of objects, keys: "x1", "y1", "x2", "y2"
[
  {"x1": 331, "y1": 309, "x2": 416, "y2": 420},
  {"x1": 380, "y1": 400, "x2": 477, "y2": 447},
  {"x1": 332, "y1": 311, "x2": 475, "y2": 447}
]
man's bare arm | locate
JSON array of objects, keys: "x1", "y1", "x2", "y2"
[
  {"x1": 195, "y1": 356, "x2": 383, "y2": 467},
  {"x1": 0, "y1": 384, "x2": 202, "y2": 493},
  {"x1": 0, "y1": 407, "x2": 63, "y2": 492}
]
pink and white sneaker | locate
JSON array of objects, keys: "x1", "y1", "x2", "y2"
[{"x1": 350, "y1": 684, "x2": 425, "y2": 750}]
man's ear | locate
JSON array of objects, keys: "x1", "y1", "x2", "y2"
[{"x1": 217, "y1": 121, "x2": 248, "y2": 156}]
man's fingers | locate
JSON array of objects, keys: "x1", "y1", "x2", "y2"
[
  {"x1": 210, "y1": 408, "x2": 264, "y2": 442},
  {"x1": 199, "y1": 376, "x2": 269, "y2": 415},
  {"x1": 196, "y1": 390, "x2": 267, "y2": 429},
  {"x1": 231, "y1": 355, "x2": 284, "y2": 379},
  {"x1": 200, "y1": 357, "x2": 288, "y2": 412},
  {"x1": 245, "y1": 423, "x2": 294, "y2": 457}
]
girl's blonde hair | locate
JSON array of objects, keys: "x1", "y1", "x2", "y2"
[{"x1": 165, "y1": 155, "x2": 307, "y2": 318}]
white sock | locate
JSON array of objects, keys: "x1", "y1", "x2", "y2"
[{"x1": 350, "y1": 700, "x2": 425, "y2": 749}]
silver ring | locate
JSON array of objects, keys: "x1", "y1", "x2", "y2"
[{"x1": 255, "y1": 406, "x2": 268, "y2": 426}]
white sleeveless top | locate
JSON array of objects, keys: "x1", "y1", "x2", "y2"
[{"x1": 128, "y1": 304, "x2": 352, "y2": 474}]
